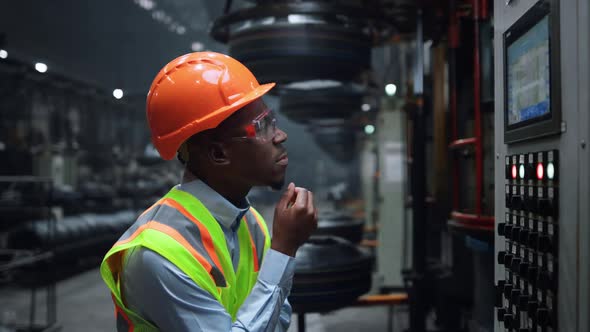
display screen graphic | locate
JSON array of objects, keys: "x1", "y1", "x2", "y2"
[{"x1": 507, "y1": 16, "x2": 550, "y2": 126}]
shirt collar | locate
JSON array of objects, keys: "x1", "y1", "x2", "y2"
[{"x1": 178, "y1": 175, "x2": 250, "y2": 231}]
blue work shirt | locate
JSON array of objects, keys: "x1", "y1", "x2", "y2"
[{"x1": 121, "y1": 179, "x2": 295, "y2": 332}]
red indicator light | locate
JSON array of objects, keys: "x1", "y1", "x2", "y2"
[
  {"x1": 536, "y1": 163, "x2": 544, "y2": 180},
  {"x1": 511, "y1": 165, "x2": 517, "y2": 179}
]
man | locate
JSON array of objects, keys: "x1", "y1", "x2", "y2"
[{"x1": 101, "y1": 52, "x2": 318, "y2": 331}]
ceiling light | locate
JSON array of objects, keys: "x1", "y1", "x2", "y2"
[
  {"x1": 176, "y1": 26, "x2": 186, "y2": 35},
  {"x1": 152, "y1": 10, "x2": 165, "y2": 21},
  {"x1": 364, "y1": 124, "x2": 375, "y2": 135},
  {"x1": 361, "y1": 103, "x2": 371, "y2": 112},
  {"x1": 136, "y1": 0, "x2": 155, "y2": 10},
  {"x1": 191, "y1": 42, "x2": 204, "y2": 52},
  {"x1": 113, "y1": 89, "x2": 124, "y2": 99},
  {"x1": 0, "y1": 50, "x2": 7, "y2": 59},
  {"x1": 385, "y1": 83, "x2": 397, "y2": 96},
  {"x1": 35, "y1": 63, "x2": 48, "y2": 73}
]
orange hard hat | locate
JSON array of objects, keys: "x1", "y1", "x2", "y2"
[{"x1": 146, "y1": 52, "x2": 275, "y2": 160}]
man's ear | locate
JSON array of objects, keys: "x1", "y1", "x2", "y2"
[{"x1": 208, "y1": 141, "x2": 230, "y2": 165}]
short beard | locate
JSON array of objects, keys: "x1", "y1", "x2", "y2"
[{"x1": 269, "y1": 179, "x2": 285, "y2": 191}]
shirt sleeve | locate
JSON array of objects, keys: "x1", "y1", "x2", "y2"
[
  {"x1": 122, "y1": 247, "x2": 295, "y2": 332},
  {"x1": 275, "y1": 298, "x2": 292, "y2": 332}
]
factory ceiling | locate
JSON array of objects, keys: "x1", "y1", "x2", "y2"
[{"x1": 0, "y1": 0, "x2": 239, "y2": 95}]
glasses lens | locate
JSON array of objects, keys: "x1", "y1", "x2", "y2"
[{"x1": 256, "y1": 111, "x2": 276, "y2": 140}]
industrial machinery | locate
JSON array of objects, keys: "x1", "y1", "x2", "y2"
[{"x1": 493, "y1": 0, "x2": 590, "y2": 331}]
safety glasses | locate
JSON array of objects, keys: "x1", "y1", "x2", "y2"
[{"x1": 230, "y1": 108, "x2": 278, "y2": 142}]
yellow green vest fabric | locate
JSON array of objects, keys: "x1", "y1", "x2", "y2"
[{"x1": 100, "y1": 188, "x2": 271, "y2": 331}]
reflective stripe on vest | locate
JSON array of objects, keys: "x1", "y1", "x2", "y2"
[{"x1": 101, "y1": 187, "x2": 270, "y2": 330}]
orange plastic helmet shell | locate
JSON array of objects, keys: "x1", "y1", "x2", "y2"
[{"x1": 146, "y1": 52, "x2": 275, "y2": 160}]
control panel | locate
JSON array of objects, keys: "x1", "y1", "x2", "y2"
[{"x1": 495, "y1": 150, "x2": 559, "y2": 331}]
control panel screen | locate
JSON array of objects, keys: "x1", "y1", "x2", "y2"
[{"x1": 506, "y1": 15, "x2": 550, "y2": 127}]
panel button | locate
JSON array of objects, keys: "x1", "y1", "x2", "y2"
[
  {"x1": 504, "y1": 254, "x2": 514, "y2": 268},
  {"x1": 504, "y1": 283, "x2": 514, "y2": 297},
  {"x1": 519, "y1": 228, "x2": 529, "y2": 244},
  {"x1": 504, "y1": 224, "x2": 514, "y2": 238},
  {"x1": 527, "y1": 231, "x2": 538, "y2": 248},
  {"x1": 498, "y1": 223, "x2": 506, "y2": 236},
  {"x1": 511, "y1": 226, "x2": 521, "y2": 241},
  {"x1": 496, "y1": 281, "x2": 506, "y2": 307},
  {"x1": 538, "y1": 234, "x2": 553, "y2": 253},
  {"x1": 525, "y1": 153, "x2": 536, "y2": 180},
  {"x1": 497, "y1": 308, "x2": 506, "y2": 321},
  {"x1": 511, "y1": 193, "x2": 523, "y2": 210},
  {"x1": 505, "y1": 156, "x2": 512, "y2": 180},
  {"x1": 546, "y1": 150, "x2": 559, "y2": 181},
  {"x1": 511, "y1": 289, "x2": 521, "y2": 304},
  {"x1": 519, "y1": 294, "x2": 529, "y2": 308},
  {"x1": 527, "y1": 266, "x2": 539, "y2": 284},
  {"x1": 524, "y1": 185, "x2": 537, "y2": 212},
  {"x1": 538, "y1": 186, "x2": 558, "y2": 217},
  {"x1": 538, "y1": 270, "x2": 554, "y2": 290},
  {"x1": 511, "y1": 258, "x2": 522, "y2": 272},
  {"x1": 504, "y1": 314, "x2": 515, "y2": 329},
  {"x1": 527, "y1": 301, "x2": 538, "y2": 316},
  {"x1": 536, "y1": 308, "x2": 551, "y2": 327},
  {"x1": 498, "y1": 251, "x2": 506, "y2": 265}
]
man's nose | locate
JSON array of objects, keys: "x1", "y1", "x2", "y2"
[{"x1": 273, "y1": 128, "x2": 287, "y2": 144}]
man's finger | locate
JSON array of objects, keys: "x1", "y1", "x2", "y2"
[
  {"x1": 279, "y1": 183, "x2": 296, "y2": 209},
  {"x1": 295, "y1": 187, "x2": 308, "y2": 207},
  {"x1": 307, "y1": 191, "x2": 314, "y2": 214}
]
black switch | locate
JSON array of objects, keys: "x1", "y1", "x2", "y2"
[
  {"x1": 504, "y1": 254, "x2": 514, "y2": 267},
  {"x1": 519, "y1": 294, "x2": 529, "y2": 307},
  {"x1": 538, "y1": 198, "x2": 554, "y2": 217},
  {"x1": 495, "y1": 281, "x2": 506, "y2": 307},
  {"x1": 525, "y1": 153, "x2": 536, "y2": 180},
  {"x1": 511, "y1": 258, "x2": 522, "y2": 272},
  {"x1": 524, "y1": 186, "x2": 537, "y2": 212},
  {"x1": 511, "y1": 195, "x2": 523, "y2": 210},
  {"x1": 538, "y1": 187, "x2": 558, "y2": 217},
  {"x1": 538, "y1": 235, "x2": 553, "y2": 253},
  {"x1": 505, "y1": 224, "x2": 514, "y2": 237},
  {"x1": 527, "y1": 266, "x2": 539, "y2": 283},
  {"x1": 519, "y1": 228, "x2": 529, "y2": 244},
  {"x1": 511, "y1": 226, "x2": 521, "y2": 241},
  {"x1": 527, "y1": 301, "x2": 539, "y2": 316},
  {"x1": 504, "y1": 283, "x2": 513, "y2": 297},
  {"x1": 528, "y1": 231, "x2": 538, "y2": 248},
  {"x1": 511, "y1": 289, "x2": 521, "y2": 304},
  {"x1": 506, "y1": 185, "x2": 512, "y2": 208},
  {"x1": 498, "y1": 223, "x2": 506, "y2": 236},
  {"x1": 503, "y1": 314, "x2": 514, "y2": 329},
  {"x1": 506, "y1": 156, "x2": 512, "y2": 180},
  {"x1": 498, "y1": 251, "x2": 506, "y2": 265},
  {"x1": 519, "y1": 262, "x2": 530, "y2": 276},
  {"x1": 538, "y1": 271, "x2": 553, "y2": 290},
  {"x1": 497, "y1": 308, "x2": 506, "y2": 321},
  {"x1": 536, "y1": 308, "x2": 551, "y2": 327}
]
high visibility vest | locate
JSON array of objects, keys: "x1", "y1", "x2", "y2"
[{"x1": 100, "y1": 188, "x2": 271, "y2": 332}]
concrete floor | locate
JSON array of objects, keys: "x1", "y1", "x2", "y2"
[{"x1": 0, "y1": 266, "x2": 408, "y2": 332}]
